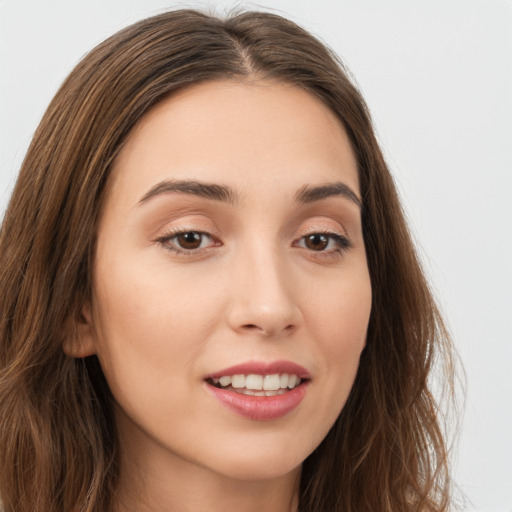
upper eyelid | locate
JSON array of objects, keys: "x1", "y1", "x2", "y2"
[
  {"x1": 152, "y1": 212, "x2": 350, "y2": 242},
  {"x1": 157, "y1": 229, "x2": 216, "y2": 243},
  {"x1": 295, "y1": 232, "x2": 351, "y2": 247},
  {"x1": 155, "y1": 223, "x2": 217, "y2": 239},
  {"x1": 156, "y1": 227, "x2": 346, "y2": 239},
  {"x1": 291, "y1": 212, "x2": 349, "y2": 231},
  {"x1": 149, "y1": 209, "x2": 350, "y2": 235}
]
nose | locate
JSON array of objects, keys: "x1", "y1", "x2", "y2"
[{"x1": 226, "y1": 243, "x2": 303, "y2": 338}]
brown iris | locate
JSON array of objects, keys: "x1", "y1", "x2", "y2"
[
  {"x1": 304, "y1": 234, "x2": 329, "y2": 251},
  {"x1": 177, "y1": 232, "x2": 203, "y2": 250}
]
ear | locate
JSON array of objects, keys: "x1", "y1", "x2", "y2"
[{"x1": 62, "y1": 302, "x2": 98, "y2": 358}]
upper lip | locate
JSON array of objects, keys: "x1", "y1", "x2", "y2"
[{"x1": 206, "y1": 360, "x2": 311, "y2": 380}]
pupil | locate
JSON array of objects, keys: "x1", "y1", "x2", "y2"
[
  {"x1": 306, "y1": 234, "x2": 328, "y2": 251},
  {"x1": 178, "y1": 232, "x2": 201, "y2": 249}
]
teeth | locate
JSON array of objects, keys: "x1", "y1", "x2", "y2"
[
  {"x1": 231, "y1": 375, "x2": 245, "y2": 388},
  {"x1": 245, "y1": 374, "x2": 263, "y2": 390},
  {"x1": 263, "y1": 374, "x2": 280, "y2": 391},
  {"x1": 219, "y1": 376, "x2": 232, "y2": 387},
  {"x1": 211, "y1": 373, "x2": 302, "y2": 392},
  {"x1": 266, "y1": 389, "x2": 287, "y2": 396}
]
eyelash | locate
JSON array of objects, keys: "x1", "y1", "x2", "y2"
[
  {"x1": 156, "y1": 229, "x2": 219, "y2": 257},
  {"x1": 293, "y1": 232, "x2": 352, "y2": 254},
  {"x1": 156, "y1": 229, "x2": 352, "y2": 257}
]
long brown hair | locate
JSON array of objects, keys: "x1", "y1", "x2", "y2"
[{"x1": 0, "y1": 9, "x2": 456, "y2": 512}]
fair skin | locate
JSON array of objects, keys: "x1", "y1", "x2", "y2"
[{"x1": 68, "y1": 80, "x2": 372, "y2": 512}]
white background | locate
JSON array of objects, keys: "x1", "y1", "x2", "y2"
[{"x1": 1, "y1": 1, "x2": 511, "y2": 510}]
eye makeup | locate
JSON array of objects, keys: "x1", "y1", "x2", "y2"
[
  {"x1": 155, "y1": 226, "x2": 352, "y2": 261},
  {"x1": 156, "y1": 228, "x2": 221, "y2": 256}
]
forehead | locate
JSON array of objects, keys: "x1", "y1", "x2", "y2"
[{"x1": 108, "y1": 79, "x2": 359, "y2": 207}]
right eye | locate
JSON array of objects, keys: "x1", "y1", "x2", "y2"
[{"x1": 157, "y1": 230, "x2": 220, "y2": 255}]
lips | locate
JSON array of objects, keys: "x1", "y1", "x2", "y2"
[{"x1": 204, "y1": 360, "x2": 310, "y2": 421}]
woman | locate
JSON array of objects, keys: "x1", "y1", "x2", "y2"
[{"x1": 0, "y1": 9, "x2": 456, "y2": 512}]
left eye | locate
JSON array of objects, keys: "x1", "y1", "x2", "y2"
[
  {"x1": 160, "y1": 231, "x2": 216, "y2": 252},
  {"x1": 296, "y1": 233, "x2": 350, "y2": 252}
]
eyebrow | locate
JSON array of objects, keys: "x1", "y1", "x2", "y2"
[
  {"x1": 138, "y1": 179, "x2": 362, "y2": 209},
  {"x1": 138, "y1": 180, "x2": 238, "y2": 205},
  {"x1": 295, "y1": 182, "x2": 362, "y2": 209}
]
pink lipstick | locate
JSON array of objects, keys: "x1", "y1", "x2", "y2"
[{"x1": 204, "y1": 360, "x2": 310, "y2": 421}]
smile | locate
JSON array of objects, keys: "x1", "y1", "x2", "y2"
[
  {"x1": 205, "y1": 361, "x2": 310, "y2": 420},
  {"x1": 207, "y1": 373, "x2": 302, "y2": 396}
]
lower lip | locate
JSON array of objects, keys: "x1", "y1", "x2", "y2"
[{"x1": 205, "y1": 382, "x2": 308, "y2": 421}]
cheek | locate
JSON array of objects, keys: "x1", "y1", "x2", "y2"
[
  {"x1": 306, "y1": 266, "x2": 372, "y2": 351},
  {"x1": 96, "y1": 253, "x2": 220, "y2": 338},
  {"x1": 91, "y1": 259, "x2": 224, "y2": 395},
  {"x1": 302, "y1": 267, "x2": 371, "y2": 412},
  {"x1": 89, "y1": 264, "x2": 226, "y2": 443}
]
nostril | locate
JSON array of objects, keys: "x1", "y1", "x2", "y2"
[
  {"x1": 240, "y1": 323, "x2": 296, "y2": 337},
  {"x1": 242, "y1": 324, "x2": 272, "y2": 336}
]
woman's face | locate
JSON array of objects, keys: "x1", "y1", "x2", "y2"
[{"x1": 77, "y1": 80, "x2": 372, "y2": 482}]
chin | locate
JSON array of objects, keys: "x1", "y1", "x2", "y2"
[
  {"x1": 207, "y1": 455, "x2": 303, "y2": 483},
  {"x1": 193, "y1": 432, "x2": 319, "y2": 482}
]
